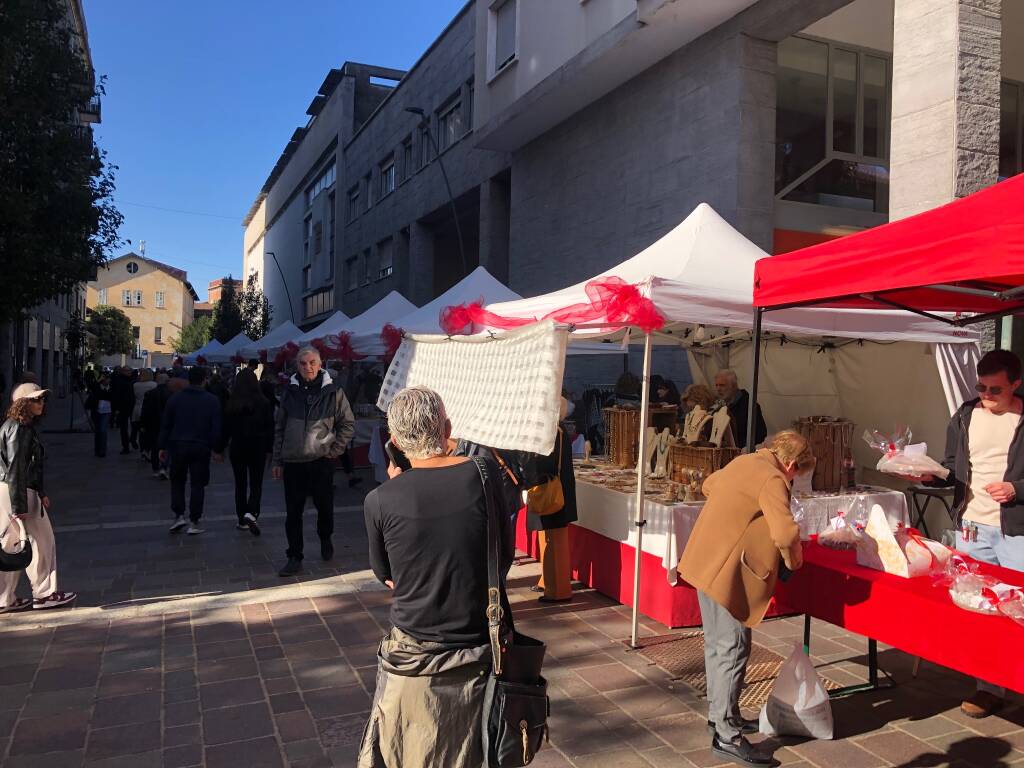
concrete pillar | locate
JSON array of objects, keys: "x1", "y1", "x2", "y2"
[
  {"x1": 478, "y1": 176, "x2": 511, "y2": 284},
  {"x1": 890, "y1": 0, "x2": 1002, "y2": 221},
  {"x1": 407, "y1": 221, "x2": 435, "y2": 305}
]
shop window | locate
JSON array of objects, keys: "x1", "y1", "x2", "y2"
[
  {"x1": 775, "y1": 37, "x2": 828, "y2": 194},
  {"x1": 1001, "y1": 81, "x2": 1023, "y2": 180},
  {"x1": 782, "y1": 159, "x2": 889, "y2": 214}
]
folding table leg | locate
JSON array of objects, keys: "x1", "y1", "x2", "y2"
[{"x1": 803, "y1": 615, "x2": 811, "y2": 654}]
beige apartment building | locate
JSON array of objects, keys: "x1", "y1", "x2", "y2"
[{"x1": 86, "y1": 253, "x2": 198, "y2": 368}]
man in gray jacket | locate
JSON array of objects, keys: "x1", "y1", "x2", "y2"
[{"x1": 273, "y1": 346, "x2": 355, "y2": 576}]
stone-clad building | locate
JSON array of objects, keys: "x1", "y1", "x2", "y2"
[{"x1": 245, "y1": 0, "x2": 1024, "y2": 380}]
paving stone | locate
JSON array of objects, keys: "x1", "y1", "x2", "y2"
[
  {"x1": 165, "y1": 684, "x2": 199, "y2": 704},
  {"x1": 0, "y1": 683, "x2": 31, "y2": 711},
  {"x1": 198, "y1": 656, "x2": 260, "y2": 683},
  {"x1": 163, "y1": 743, "x2": 203, "y2": 768},
  {"x1": 291, "y1": 658, "x2": 359, "y2": 691},
  {"x1": 84, "y1": 750, "x2": 162, "y2": 768},
  {"x1": 9, "y1": 710, "x2": 89, "y2": 755},
  {"x1": 270, "y1": 691, "x2": 307, "y2": 714},
  {"x1": 789, "y1": 738, "x2": 889, "y2": 768},
  {"x1": 21, "y1": 686, "x2": 96, "y2": 716},
  {"x1": 85, "y1": 720, "x2": 161, "y2": 760},
  {"x1": 3, "y1": 749, "x2": 85, "y2": 768},
  {"x1": 206, "y1": 734, "x2": 285, "y2": 767},
  {"x1": 200, "y1": 676, "x2": 266, "y2": 709},
  {"x1": 165, "y1": 700, "x2": 201, "y2": 727},
  {"x1": 97, "y1": 668, "x2": 162, "y2": 696},
  {"x1": 276, "y1": 709, "x2": 319, "y2": 742},
  {"x1": 576, "y1": 662, "x2": 650, "y2": 692},
  {"x1": 92, "y1": 691, "x2": 163, "y2": 727},
  {"x1": 165, "y1": 668, "x2": 197, "y2": 690},
  {"x1": 165, "y1": 722, "x2": 202, "y2": 747},
  {"x1": 266, "y1": 676, "x2": 299, "y2": 695},
  {"x1": 195, "y1": 639, "x2": 253, "y2": 661},
  {"x1": 303, "y1": 685, "x2": 371, "y2": 719},
  {"x1": 202, "y1": 701, "x2": 275, "y2": 745},
  {"x1": 31, "y1": 664, "x2": 100, "y2": 692}
]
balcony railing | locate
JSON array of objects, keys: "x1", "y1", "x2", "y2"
[{"x1": 79, "y1": 95, "x2": 101, "y2": 124}]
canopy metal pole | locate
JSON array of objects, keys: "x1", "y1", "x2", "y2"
[
  {"x1": 746, "y1": 308, "x2": 764, "y2": 451},
  {"x1": 630, "y1": 331, "x2": 654, "y2": 649}
]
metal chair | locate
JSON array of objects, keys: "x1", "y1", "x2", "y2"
[{"x1": 906, "y1": 485, "x2": 955, "y2": 538}]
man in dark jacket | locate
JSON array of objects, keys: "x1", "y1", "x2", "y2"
[
  {"x1": 141, "y1": 373, "x2": 173, "y2": 478},
  {"x1": 111, "y1": 366, "x2": 135, "y2": 454},
  {"x1": 272, "y1": 346, "x2": 355, "y2": 576},
  {"x1": 917, "y1": 350, "x2": 1024, "y2": 718},
  {"x1": 159, "y1": 367, "x2": 222, "y2": 535},
  {"x1": 715, "y1": 369, "x2": 767, "y2": 449}
]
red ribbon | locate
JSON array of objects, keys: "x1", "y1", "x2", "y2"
[
  {"x1": 440, "y1": 277, "x2": 665, "y2": 336},
  {"x1": 322, "y1": 332, "x2": 366, "y2": 364},
  {"x1": 272, "y1": 342, "x2": 299, "y2": 371},
  {"x1": 230, "y1": 354, "x2": 245, "y2": 365},
  {"x1": 195, "y1": 355, "x2": 207, "y2": 365},
  {"x1": 381, "y1": 324, "x2": 403, "y2": 361},
  {"x1": 258, "y1": 349, "x2": 268, "y2": 364}
]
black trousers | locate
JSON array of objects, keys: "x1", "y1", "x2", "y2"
[
  {"x1": 169, "y1": 444, "x2": 211, "y2": 523},
  {"x1": 117, "y1": 410, "x2": 131, "y2": 451},
  {"x1": 283, "y1": 458, "x2": 334, "y2": 560},
  {"x1": 231, "y1": 443, "x2": 267, "y2": 522}
]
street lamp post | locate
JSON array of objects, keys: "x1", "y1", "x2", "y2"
[
  {"x1": 265, "y1": 251, "x2": 296, "y2": 325},
  {"x1": 405, "y1": 106, "x2": 468, "y2": 279}
]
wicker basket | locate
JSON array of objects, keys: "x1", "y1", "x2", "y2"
[
  {"x1": 669, "y1": 444, "x2": 740, "y2": 480},
  {"x1": 794, "y1": 416, "x2": 854, "y2": 492}
]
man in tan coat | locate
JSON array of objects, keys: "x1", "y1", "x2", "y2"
[{"x1": 677, "y1": 431, "x2": 814, "y2": 768}]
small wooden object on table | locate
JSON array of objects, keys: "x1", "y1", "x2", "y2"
[
  {"x1": 602, "y1": 406, "x2": 680, "y2": 469},
  {"x1": 669, "y1": 444, "x2": 741, "y2": 480},
  {"x1": 794, "y1": 416, "x2": 855, "y2": 492}
]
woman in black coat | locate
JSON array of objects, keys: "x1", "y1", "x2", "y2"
[
  {"x1": 523, "y1": 398, "x2": 578, "y2": 603},
  {"x1": 221, "y1": 370, "x2": 274, "y2": 536}
]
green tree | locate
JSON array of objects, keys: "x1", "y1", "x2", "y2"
[
  {"x1": 240, "y1": 273, "x2": 274, "y2": 340},
  {"x1": 0, "y1": 0, "x2": 124, "y2": 322},
  {"x1": 170, "y1": 315, "x2": 212, "y2": 354},
  {"x1": 211, "y1": 277, "x2": 244, "y2": 343},
  {"x1": 86, "y1": 305, "x2": 133, "y2": 357}
]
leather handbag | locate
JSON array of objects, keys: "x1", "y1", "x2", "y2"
[
  {"x1": 526, "y1": 430, "x2": 564, "y2": 517},
  {"x1": 472, "y1": 457, "x2": 549, "y2": 767},
  {"x1": 0, "y1": 517, "x2": 33, "y2": 572}
]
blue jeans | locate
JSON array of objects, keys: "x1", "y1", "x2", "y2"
[
  {"x1": 93, "y1": 412, "x2": 110, "y2": 456},
  {"x1": 956, "y1": 522, "x2": 1024, "y2": 696}
]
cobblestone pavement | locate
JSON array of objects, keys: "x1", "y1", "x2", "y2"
[{"x1": 0, "y1": 404, "x2": 1023, "y2": 767}]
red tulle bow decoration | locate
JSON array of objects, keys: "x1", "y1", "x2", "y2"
[
  {"x1": 381, "y1": 324, "x2": 403, "y2": 361},
  {"x1": 195, "y1": 355, "x2": 207, "y2": 365},
  {"x1": 310, "y1": 338, "x2": 332, "y2": 361},
  {"x1": 230, "y1": 354, "x2": 245, "y2": 365},
  {"x1": 258, "y1": 349, "x2": 268, "y2": 364},
  {"x1": 439, "y1": 278, "x2": 665, "y2": 336},
  {"x1": 323, "y1": 332, "x2": 366, "y2": 364},
  {"x1": 272, "y1": 342, "x2": 299, "y2": 371}
]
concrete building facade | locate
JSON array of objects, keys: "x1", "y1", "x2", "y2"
[
  {"x1": 245, "y1": 0, "x2": 1024, "y2": 387},
  {"x1": 86, "y1": 253, "x2": 198, "y2": 368}
]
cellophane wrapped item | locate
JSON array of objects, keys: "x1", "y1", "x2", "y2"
[
  {"x1": 855, "y1": 506, "x2": 952, "y2": 578},
  {"x1": 817, "y1": 502, "x2": 868, "y2": 550},
  {"x1": 942, "y1": 554, "x2": 1024, "y2": 616},
  {"x1": 863, "y1": 426, "x2": 950, "y2": 480}
]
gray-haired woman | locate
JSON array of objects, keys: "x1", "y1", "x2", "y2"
[{"x1": 358, "y1": 386, "x2": 511, "y2": 768}]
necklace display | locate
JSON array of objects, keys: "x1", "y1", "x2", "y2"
[{"x1": 652, "y1": 429, "x2": 672, "y2": 478}]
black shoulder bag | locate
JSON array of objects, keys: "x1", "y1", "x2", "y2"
[
  {"x1": 0, "y1": 517, "x2": 33, "y2": 572},
  {"x1": 472, "y1": 457, "x2": 550, "y2": 767}
]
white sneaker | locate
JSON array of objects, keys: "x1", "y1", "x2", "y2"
[
  {"x1": 186, "y1": 523, "x2": 204, "y2": 535},
  {"x1": 236, "y1": 522, "x2": 249, "y2": 530},
  {"x1": 159, "y1": 469, "x2": 169, "y2": 480},
  {"x1": 169, "y1": 516, "x2": 188, "y2": 533},
  {"x1": 243, "y1": 512, "x2": 261, "y2": 537}
]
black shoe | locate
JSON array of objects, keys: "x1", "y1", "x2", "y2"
[
  {"x1": 278, "y1": 558, "x2": 302, "y2": 577},
  {"x1": 321, "y1": 540, "x2": 334, "y2": 561},
  {"x1": 348, "y1": 477, "x2": 363, "y2": 488},
  {"x1": 711, "y1": 733, "x2": 774, "y2": 767},
  {"x1": 706, "y1": 717, "x2": 759, "y2": 736}
]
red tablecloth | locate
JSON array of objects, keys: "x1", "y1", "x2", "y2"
[{"x1": 776, "y1": 542, "x2": 1024, "y2": 693}]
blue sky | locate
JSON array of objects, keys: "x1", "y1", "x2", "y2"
[{"x1": 87, "y1": 0, "x2": 468, "y2": 299}]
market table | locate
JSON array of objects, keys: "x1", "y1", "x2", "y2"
[
  {"x1": 775, "y1": 541, "x2": 1024, "y2": 694},
  {"x1": 792, "y1": 485, "x2": 908, "y2": 539}
]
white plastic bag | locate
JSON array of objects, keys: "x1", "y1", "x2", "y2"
[{"x1": 759, "y1": 643, "x2": 835, "y2": 740}]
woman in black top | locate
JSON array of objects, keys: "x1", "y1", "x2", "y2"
[
  {"x1": 359, "y1": 386, "x2": 509, "y2": 768},
  {"x1": 221, "y1": 369, "x2": 274, "y2": 536}
]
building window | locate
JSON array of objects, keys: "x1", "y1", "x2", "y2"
[
  {"x1": 401, "y1": 136, "x2": 413, "y2": 182},
  {"x1": 1001, "y1": 80, "x2": 1024, "y2": 180},
  {"x1": 126, "y1": 261, "x2": 139, "y2": 274},
  {"x1": 437, "y1": 96, "x2": 464, "y2": 152},
  {"x1": 347, "y1": 185, "x2": 360, "y2": 223},
  {"x1": 303, "y1": 288, "x2": 334, "y2": 319},
  {"x1": 303, "y1": 215, "x2": 312, "y2": 265},
  {"x1": 303, "y1": 265, "x2": 312, "y2": 291},
  {"x1": 305, "y1": 162, "x2": 336, "y2": 208},
  {"x1": 98, "y1": 288, "x2": 107, "y2": 305},
  {"x1": 122, "y1": 289, "x2": 131, "y2": 306},
  {"x1": 380, "y1": 155, "x2": 396, "y2": 198},
  {"x1": 363, "y1": 172, "x2": 372, "y2": 210},
  {"x1": 134, "y1": 290, "x2": 143, "y2": 306},
  {"x1": 155, "y1": 291, "x2": 165, "y2": 308},
  {"x1": 493, "y1": 0, "x2": 517, "y2": 75},
  {"x1": 775, "y1": 36, "x2": 891, "y2": 214},
  {"x1": 313, "y1": 221, "x2": 323, "y2": 256},
  {"x1": 154, "y1": 326, "x2": 162, "y2": 344},
  {"x1": 328, "y1": 191, "x2": 336, "y2": 262},
  {"x1": 377, "y1": 237, "x2": 393, "y2": 280},
  {"x1": 346, "y1": 256, "x2": 359, "y2": 291},
  {"x1": 132, "y1": 325, "x2": 140, "y2": 339},
  {"x1": 419, "y1": 124, "x2": 432, "y2": 168}
]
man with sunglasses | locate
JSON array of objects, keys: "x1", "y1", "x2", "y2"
[{"x1": 916, "y1": 350, "x2": 1024, "y2": 718}]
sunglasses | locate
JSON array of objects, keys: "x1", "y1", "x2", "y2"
[{"x1": 975, "y1": 383, "x2": 1005, "y2": 395}]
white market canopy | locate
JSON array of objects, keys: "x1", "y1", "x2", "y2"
[
  {"x1": 238, "y1": 321, "x2": 302, "y2": 358},
  {"x1": 332, "y1": 291, "x2": 417, "y2": 338},
  {"x1": 482, "y1": 203, "x2": 977, "y2": 345},
  {"x1": 292, "y1": 310, "x2": 352, "y2": 346},
  {"x1": 205, "y1": 332, "x2": 255, "y2": 362},
  {"x1": 181, "y1": 339, "x2": 223, "y2": 364}
]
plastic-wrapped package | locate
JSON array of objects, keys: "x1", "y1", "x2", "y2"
[
  {"x1": 818, "y1": 504, "x2": 867, "y2": 550},
  {"x1": 759, "y1": 643, "x2": 834, "y2": 740},
  {"x1": 862, "y1": 427, "x2": 950, "y2": 480}
]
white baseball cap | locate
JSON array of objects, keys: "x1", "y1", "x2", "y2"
[{"x1": 11, "y1": 383, "x2": 49, "y2": 401}]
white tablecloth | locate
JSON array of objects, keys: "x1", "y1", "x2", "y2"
[
  {"x1": 792, "y1": 486, "x2": 909, "y2": 539},
  {"x1": 573, "y1": 480, "x2": 910, "y2": 585}
]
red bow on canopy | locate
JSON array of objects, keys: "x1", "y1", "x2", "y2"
[
  {"x1": 381, "y1": 324, "x2": 403, "y2": 361},
  {"x1": 439, "y1": 277, "x2": 665, "y2": 336},
  {"x1": 230, "y1": 354, "x2": 245, "y2": 365},
  {"x1": 272, "y1": 342, "x2": 299, "y2": 371},
  {"x1": 258, "y1": 349, "x2": 268, "y2": 364},
  {"x1": 323, "y1": 332, "x2": 366, "y2": 364},
  {"x1": 195, "y1": 355, "x2": 207, "y2": 365}
]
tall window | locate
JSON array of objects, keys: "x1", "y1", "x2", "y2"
[
  {"x1": 419, "y1": 124, "x2": 432, "y2": 168},
  {"x1": 380, "y1": 155, "x2": 396, "y2": 197},
  {"x1": 303, "y1": 289, "x2": 334, "y2": 320},
  {"x1": 155, "y1": 291, "x2": 165, "y2": 308},
  {"x1": 378, "y1": 237, "x2": 393, "y2": 280},
  {"x1": 313, "y1": 221, "x2": 323, "y2": 256},
  {"x1": 1001, "y1": 80, "x2": 1024, "y2": 180},
  {"x1": 303, "y1": 215, "x2": 312, "y2": 265},
  {"x1": 363, "y1": 173, "x2": 372, "y2": 211},
  {"x1": 134, "y1": 290, "x2": 143, "y2": 306},
  {"x1": 493, "y1": 0, "x2": 517, "y2": 75},
  {"x1": 328, "y1": 191, "x2": 336, "y2": 278},
  {"x1": 305, "y1": 162, "x2": 336, "y2": 208},
  {"x1": 154, "y1": 327, "x2": 162, "y2": 344},
  {"x1": 132, "y1": 325, "x2": 140, "y2": 339},
  {"x1": 401, "y1": 136, "x2": 413, "y2": 182},
  {"x1": 303, "y1": 265, "x2": 311, "y2": 291},
  {"x1": 122, "y1": 289, "x2": 131, "y2": 306},
  {"x1": 347, "y1": 256, "x2": 359, "y2": 291},
  {"x1": 775, "y1": 36, "x2": 891, "y2": 214},
  {"x1": 437, "y1": 96, "x2": 464, "y2": 152},
  {"x1": 362, "y1": 248, "x2": 372, "y2": 286},
  {"x1": 98, "y1": 288, "x2": 107, "y2": 305},
  {"x1": 347, "y1": 185, "x2": 360, "y2": 223}
]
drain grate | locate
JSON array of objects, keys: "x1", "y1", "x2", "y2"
[{"x1": 633, "y1": 631, "x2": 841, "y2": 709}]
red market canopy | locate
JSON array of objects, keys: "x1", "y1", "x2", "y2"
[{"x1": 753, "y1": 174, "x2": 1024, "y2": 323}]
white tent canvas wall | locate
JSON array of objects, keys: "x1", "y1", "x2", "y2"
[
  {"x1": 292, "y1": 311, "x2": 352, "y2": 346},
  {"x1": 181, "y1": 339, "x2": 224, "y2": 364},
  {"x1": 238, "y1": 321, "x2": 302, "y2": 358},
  {"x1": 330, "y1": 291, "x2": 417, "y2": 338},
  {"x1": 207, "y1": 332, "x2": 255, "y2": 363}
]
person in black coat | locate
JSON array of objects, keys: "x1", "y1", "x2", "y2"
[
  {"x1": 220, "y1": 369, "x2": 274, "y2": 536},
  {"x1": 522, "y1": 398, "x2": 578, "y2": 603},
  {"x1": 714, "y1": 369, "x2": 767, "y2": 449},
  {"x1": 110, "y1": 367, "x2": 136, "y2": 454}
]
